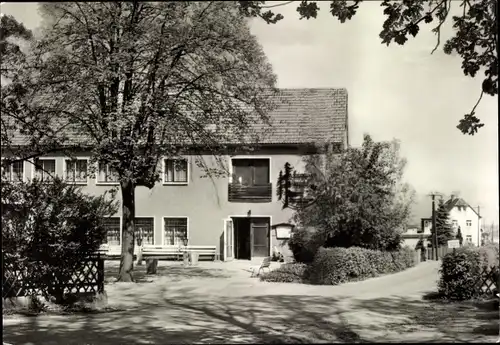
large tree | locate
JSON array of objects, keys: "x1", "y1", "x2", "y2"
[
  {"x1": 239, "y1": 0, "x2": 498, "y2": 135},
  {"x1": 6, "y1": 2, "x2": 277, "y2": 282},
  {"x1": 280, "y1": 134, "x2": 416, "y2": 251},
  {"x1": 428, "y1": 198, "x2": 455, "y2": 246}
]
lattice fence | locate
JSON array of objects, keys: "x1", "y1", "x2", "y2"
[
  {"x1": 474, "y1": 265, "x2": 499, "y2": 297},
  {"x1": 2, "y1": 256, "x2": 104, "y2": 298}
]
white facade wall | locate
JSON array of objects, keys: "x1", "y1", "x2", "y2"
[{"x1": 449, "y1": 207, "x2": 481, "y2": 247}]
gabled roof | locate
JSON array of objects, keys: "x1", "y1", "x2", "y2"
[
  {"x1": 3, "y1": 88, "x2": 348, "y2": 148},
  {"x1": 444, "y1": 197, "x2": 481, "y2": 217},
  {"x1": 257, "y1": 88, "x2": 348, "y2": 145}
]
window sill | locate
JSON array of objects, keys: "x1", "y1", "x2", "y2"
[
  {"x1": 66, "y1": 181, "x2": 89, "y2": 186},
  {"x1": 96, "y1": 182, "x2": 120, "y2": 186},
  {"x1": 163, "y1": 182, "x2": 189, "y2": 186}
]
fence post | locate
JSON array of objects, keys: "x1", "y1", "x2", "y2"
[{"x1": 97, "y1": 257, "x2": 104, "y2": 294}]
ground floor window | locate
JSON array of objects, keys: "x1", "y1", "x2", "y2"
[
  {"x1": 466, "y1": 235, "x2": 473, "y2": 243},
  {"x1": 164, "y1": 217, "x2": 188, "y2": 246},
  {"x1": 103, "y1": 217, "x2": 120, "y2": 245},
  {"x1": 135, "y1": 218, "x2": 154, "y2": 245}
]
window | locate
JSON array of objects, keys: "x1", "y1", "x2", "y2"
[
  {"x1": 164, "y1": 159, "x2": 188, "y2": 184},
  {"x1": 232, "y1": 158, "x2": 270, "y2": 185},
  {"x1": 97, "y1": 163, "x2": 119, "y2": 184},
  {"x1": 135, "y1": 217, "x2": 154, "y2": 245},
  {"x1": 164, "y1": 217, "x2": 188, "y2": 246},
  {"x1": 65, "y1": 159, "x2": 88, "y2": 184},
  {"x1": 34, "y1": 158, "x2": 56, "y2": 182},
  {"x1": 466, "y1": 220, "x2": 472, "y2": 227},
  {"x1": 1, "y1": 160, "x2": 24, "y2": 182},
  {"x1": 466, "y1": 235, "x2": 472, "y2": 242},
  {"x1": 103, "y1": 217, "x2": 120, "y2": 246},
  {"x1": 452, "y1": 220, "x2": 458, "y2": 227}
]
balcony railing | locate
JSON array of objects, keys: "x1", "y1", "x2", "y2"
[{"x1": 228, "y1": 183, "x2": 272, "y2": 203}]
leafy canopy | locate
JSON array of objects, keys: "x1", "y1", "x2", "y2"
[
  {"x1": 240, "y1": 0, "x2": 497, "y2": 135},
  {"x1": 290, "y1": 134, "x2": 415, "y2": 251}
]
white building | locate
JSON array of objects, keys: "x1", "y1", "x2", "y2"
[{"x1": 444, "y1": 196, "x2": 481, "y2": 247}]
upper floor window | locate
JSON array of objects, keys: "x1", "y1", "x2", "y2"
[
  {"x1": 1, "y1": 160, "x2": 24, "y2": 182},
  {"x1": 452, "y1": 220, "x2": 458, "y2": 227},
  {"x1": 466, "y1": 235, "x2": 472, "y2": 242},
  {"x1": 164, "y1": 158, "x2": 188, "y2": 184},
  {"x1": 65, "y1": 159, "x2": 88, "y2": 184},
  {"x1": 97, "y1": 163, "x2": 119, "y2": 184},
  {"x1": 466, "y1": 220, "x2": 472, "y2": 227},
  {"x1": 34, "y1": 158, "x2": 56, "y2": 182},
  {"x1": 232, "y1": 158, "x2": 270, "y2": 186}
]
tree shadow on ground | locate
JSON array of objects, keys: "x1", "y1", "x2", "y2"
[
  {"x1": 350, "y1": 294, "x2": 499, "y2": 342},
  {"x1": 3, "y1": 287, "x2": 498, "y2": 344},
  {"x1": 104, "y1": 262, "x2": 232, "y2": 283}
]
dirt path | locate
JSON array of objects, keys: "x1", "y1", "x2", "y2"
[{"x1": 3, "y1": 261, "x2": 498, "y2": 344}]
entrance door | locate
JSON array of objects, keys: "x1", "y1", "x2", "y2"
[
  {"x1": 224, "y1": 218, "x2": 234, "y2": 261},
  {"x1": 251, "y1": 218, "x2": 270, "y2": 257},
  {"x1": 234, "y1": 218, "x2": 251, "y2": 260}
]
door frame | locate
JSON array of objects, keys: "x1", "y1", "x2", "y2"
[
  {"x1": 225, "y1": 215, "x2": 272, "y2": 259},
  {"x1": 223, "y1": 218, "x2": 234, "y2": 261}
]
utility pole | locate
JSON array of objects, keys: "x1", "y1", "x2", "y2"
[
  {"x1": 475, "y1": 205, "x2": 481, "y2": 246},
  {"x1": 428, "y1": 192, "x2": 442, "y2": 260}
]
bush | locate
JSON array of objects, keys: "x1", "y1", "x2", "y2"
[
  {"x1": 2, "y1": 177, "x2": 118, "y2": 303},
  {"x1": 438, "y1": 245, "x2": 499, "y2": 301},
  {"x1": 287, "y1": 227, "x2": 323, "y2": 263},
  {"x1": 438, "y1": 247, "x2": 482, "y2": 300},
  {"x1": 308, "y1": 246, "x2": 417, "y2": 285},
  {"x1": 260, "y1": 263, "x2": 308, "y2": 283}
]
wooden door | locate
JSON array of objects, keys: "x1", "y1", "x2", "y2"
[{"x1": 251, "y1": 218, "x2": 269, "y2": 257}]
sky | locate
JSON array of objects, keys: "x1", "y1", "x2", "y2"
[{"x1": 1, "y1": 2, "x2": 498, "y2": 225}]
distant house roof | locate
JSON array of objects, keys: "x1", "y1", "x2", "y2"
[
  {"x1": 444, "y1": 197, "x2": 481, "y2": 217},
  {"x1": 3, "y1": 88, "x2": 348, "y2": 149}
]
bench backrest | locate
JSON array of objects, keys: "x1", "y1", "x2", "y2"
[{"x1": 261, "y1": 257, "x2": 271, "y2": 268}]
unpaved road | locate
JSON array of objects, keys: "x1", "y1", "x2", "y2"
[{"x1": 3, "y1": 260, "x2": 498, "y2": 344}]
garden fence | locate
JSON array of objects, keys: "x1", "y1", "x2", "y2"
[
  {"x1": 474, "y1": 265, "x2": 499, "y2": 297},
  {"x1": 2, "y1": 256, "x2": 104, "y2": 298}
]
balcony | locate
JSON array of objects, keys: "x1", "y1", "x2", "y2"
[{"x1": 228, "y1": 183, "x2": 272, "y2": 203}]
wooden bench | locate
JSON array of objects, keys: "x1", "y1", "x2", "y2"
[
  {"x1": 141, "y1": 245, "x2": 217, "y2": 261},
  {"x1": 251, "y1": 257, "x2": 272, "y2": 277},
  {"x1": 141, "y1": 245, "x2": 217, "y2": 274}
]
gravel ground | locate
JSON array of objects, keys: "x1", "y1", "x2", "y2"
[{"x1": 3, "y1": 260, "x2": 499, "y2": 344}]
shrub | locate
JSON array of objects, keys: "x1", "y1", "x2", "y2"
[
  {"x1": 438, "y1": 247, "x2": 482, "y2": 300},
  {"x1": 438, "y1": 245, "x2": 499, "y2": 300},
  {"x1": 477, "y1": 244, "x2": 499, "y2": 268},
  {"x1": 308, "y1": 246, "x2": 417, "y2": 285},
  {"x1": 2, "y1": 177, "x2": 118, "y2": 303},
  {"x1": 287, "y1": 227, "x2": 323, "y2": 263},
  {"x1": 260, "y1": 263, "x2": 308, "y2": 283}
]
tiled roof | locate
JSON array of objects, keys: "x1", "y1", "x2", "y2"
[
  {"x1": 4, "y1": 88, "x2": 348, "y2": 147},
  {"x1": 257, "y1": 88, "x2": 348, "y2": 145},
  {"x1": 444, "y1": 197, "x2": 480, "y2": 217}
]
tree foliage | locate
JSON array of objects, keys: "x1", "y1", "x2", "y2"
[
  {"x1": 1, "y1": 177, "x2": 118, "y2": 302},
  {"x1": 456, "y1": 225, "x2": 464, "y2": 246},
  {"x1": 241, "y1": 0, "x2": 498, "y2": 135},
  {"x1": 428, "y1": 198, "x2": 455, "y2": 246},
  {"x1": 3, "y1": 2, "x2": 278, "y2": 281},
  {"x1": 289, "y1": 134, "x2": 415, "y2": 251}
]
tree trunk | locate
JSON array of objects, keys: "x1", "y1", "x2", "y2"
[{"x1": 118, "y1": 178, "x2": 135, "y2": 282}]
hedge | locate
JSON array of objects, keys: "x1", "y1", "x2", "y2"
[
  {"x1": 259, "y1": 263, "x2": 308, "y2": 283},
  {"x1": 307, "y1": 246, "x2": 417, "y2": 285},
  {"x1": 438, "y1": 245, "x2": 499, "y2": 300}
]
